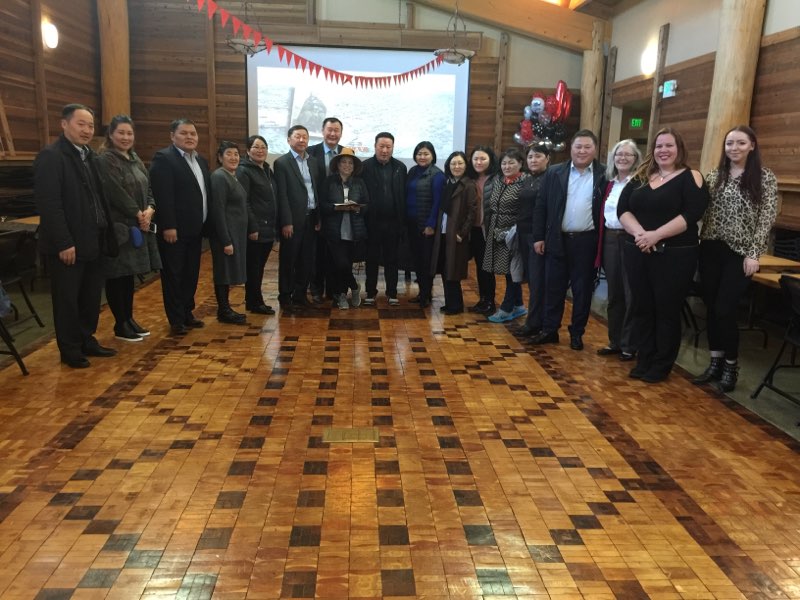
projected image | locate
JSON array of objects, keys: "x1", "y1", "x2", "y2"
[{"x1": 247, "y1": 46, "x2": 470, "y2": 166}]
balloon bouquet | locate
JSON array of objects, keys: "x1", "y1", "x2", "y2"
[{"x1": 513, "y1": 80, "x2": 573, "y2": 151}]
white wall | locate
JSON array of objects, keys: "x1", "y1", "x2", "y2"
[
  {"x1": 611, "y1": 0, "x2": 800, "y2": 83},
  {"x1": 317, "y1": 0, "x2": 583, "y2": 89}
]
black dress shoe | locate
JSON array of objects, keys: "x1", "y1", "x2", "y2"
[
  {"x1": 641, "y1": 371, "x2": 668, "y2": 384},
  {"x1": 570, "y1": 336, "x2": 584, "y2": 351},
  {"x1": 419, "y1": 298, "x2": 431, "y2": 309},
  {"x1": 478, "y1": 303, "x2": 496, "y2": 316},
  {"x1": 82, "y1": 343, "x2": 117, "y2": 357},
  {"x1": 247, "y1": 304, "x2": 275, "y2": 315},
  {"x1": 596, "y1": 345, "x2": 621, "y2": 356},
  {"x1": 619, "y1": 352, "x2": 635, "y2": 362},
  {"x1": 629, "y1": 366, "x2": 648, "y2": 379},
  {"x1": 443, "y1": 307, "x2": 463, "y2": 315},
  {"x1": 517, "y1": 324, "x2": 541, "y2": 337},
  {"x1": 185, "y1": 317, "x2": 205, "y2": 328},
  {"x1": 170, "y1": 324, "x2": 189, "y2": 335},
  {"x1": 114, "y1": 322, "x2": 143, "y2": 343},
  {"x1": 128, "y1": 318, "x2": 150, "y2": 336},
  {"x1": 61, "y1": 355, "x2": 90, "y2": 369},
  {"x1": 531, "y1": 331, "x2": 559, "y2": 345},
  {"x1": 291, "y1": 296, "x2": 315, "y2": 309},
  {"x1": 439, "y1": 305, "x2": 449, "y2": 313},
  {"x1": 218, "y1": 309, "x2": 247, "y2": 324},
  {"x1": 409, "y1": 296, "x2": 421, "y2": 304}
]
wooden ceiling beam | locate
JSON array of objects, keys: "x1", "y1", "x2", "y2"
[{"x1": 411, "y1": 0, "x2": 603, "y2": 52}]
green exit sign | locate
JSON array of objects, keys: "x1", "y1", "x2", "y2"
[{"x1": 630, "y1": 118, "x2": 644, "y2": 129}]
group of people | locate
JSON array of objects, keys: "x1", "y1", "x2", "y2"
[{"x1": 34, "y1": 103, "x2": 777, "y2": 392}]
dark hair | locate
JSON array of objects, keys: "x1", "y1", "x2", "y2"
[
  {"x1": 288, "y1": 125, "x2": 309, "y2": 137},
  {"x1": 467, "y1": 145, "x2": 499, "y2": 179},
  {"x1": 444, "y1": 151, "x2": 468, "y2": 179},
  {"x1": 571, "y1": 129, "x2": 598, "y2": 147},
  {"x1": 413, "y1": 141, "x2": 437, "y2": 166},
  {"x1": 632, "y1": 127, "x2": 691, "y2": 184},
  {"x1": 103, "y1": 114, "x2": 134, "y2": 150},
  {"x1": 375, "y1": 131, "x2": 395, "y2": 143},
  {"x1": 500, "y1": 147, "x2": 525, "y2": 165},
  {"x1": 62, "y1": 104, "x2": 94, "y2": 120},
  {"x1": 246, "y1": 135, "x2": 268, "y2": 150},
  {"x1": 524, "y1": 143, "x2": 551, "y2": 173},
  {"x1": 216, "y1": 140, "x2": 239, "y2": 164},
  {"x1": 714, "y1": 125, "x2": 763, "y2": 204},
  {"x1": 170, "y1": 118, "x2": 195, "y2": 133},
  {"x1": 322, "y1": 117, "x2": 343, "y2": 130}
]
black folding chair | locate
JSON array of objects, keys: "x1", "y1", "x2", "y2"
[
  {"x1": 751, "y1": 275, "x2": 800, "y2": 404},
  {"x1": 0, "y1": 230, "x2": 44, "y2": 327}
]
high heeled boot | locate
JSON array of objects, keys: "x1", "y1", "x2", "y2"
[
  {"x1": 216, "y1": 284, "x2": 246, "y2": 324},
  {"x1": 712, "y1": 361, "x2": 739, "y2": 393},
  {"x1": 691, "y1": 357, "x2": 724, "y2": 385}
]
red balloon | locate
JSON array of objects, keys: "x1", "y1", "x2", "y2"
[
  {"x1": 555, "y1": 80, "x2": 568, "y2": 102},
  {"x1": 545, "y1": 95, "x2": 560, "y2": 122},
  {"x1": 560, "y1": 91, "x2": 573, "y2": 123}
]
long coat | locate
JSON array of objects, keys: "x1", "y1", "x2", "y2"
[
  {"x1": 483, "y1": 173, "x2": 530, "y2": 275},
  {"x1": 209, "y1": 168, "x2": 251, "y2": 285},
  {"x1": 237, "y1": 156, "x2": 277, "y2": 244},
  {"x1": 432, "y1": 178, "x2": 478, "y2": 281},
  {"x1": 97, "y1": 148, "x2": 162, "y2": 278}
]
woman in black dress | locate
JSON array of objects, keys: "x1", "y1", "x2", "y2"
[{"x1": 617, "y1": 128, "x2": 709, "y2": 383}]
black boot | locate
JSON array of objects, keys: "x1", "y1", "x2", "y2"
[
  {"x1": 691, "y1": 357, "x2": 724, "y2": 385},
  {"x1": 712, "y1": 361, "x2": 739, "y2": 393},
  {"x1": 216, "y1": 284, "x2": 246, "y2": 324}
]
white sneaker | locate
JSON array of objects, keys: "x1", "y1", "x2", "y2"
[
  {"x1": 350, "y1": 282, "x2": 361, "y2": 307},
  {"x1": 336, "y1": 294, "x2": 349, "y2": 310},
  {"x1": 363, "y1": 296, "x2": 376, "y2": 306},
  {"x1": 388, "y1": 297, "x2": 400, "y2": 306}
]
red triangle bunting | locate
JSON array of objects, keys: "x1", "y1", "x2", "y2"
[
  {"x1": 277, "y1": 46, "x2": 286, "y2": 61},
  {"x1": 232, "y1": 16, "x2": 242, "y2": 35},
  {"x1": 196, "y1": 0, "x2": 205, "y2": 10},
  {"x1": 206, "y1": 0, "x2": 217, "y2": 18},
  {"x1": 242, "y1": 24, "x2": 251, "y2": 40},
  {"x1": 219, "y1": 8, "x2": 230, "y2": 27},
  {"x1": 252, "y1": 31, "x2": 261, "y2": 47},
  {"x1": 264, "y1": 37, "x2": 273, "y2": 53}
]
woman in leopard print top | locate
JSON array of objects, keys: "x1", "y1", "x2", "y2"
[{"x1": 693, "y1": 125, "x2": 778, "y2": 393}]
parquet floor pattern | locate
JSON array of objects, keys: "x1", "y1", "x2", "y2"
[{"x1": 1, "y1": 255, "x2": 799, "y2": 599}]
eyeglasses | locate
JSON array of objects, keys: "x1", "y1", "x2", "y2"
[{"x1": 615, "y1": 152, "x2": 636, "y2": 158}]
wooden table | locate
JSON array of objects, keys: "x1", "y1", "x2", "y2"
[
  {"x1": 758, "y1": 254, "x2": 800, "y2": 271},
  {"x1": 752, "y1": 271, "x2": 800, "y2": 290},
  {"x1": 0, "y1": 215, "x2": 39, "y2": 233}
]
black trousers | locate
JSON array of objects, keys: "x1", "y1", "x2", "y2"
[
  {"x1": 327, "y1": 237, "x2": 358, "y2": 296},
  {"x1": 542, "y1": 231, "x2": 598, "y2": 336},
  {"x1": 434, "y1": 234, "x2": 464, "y2": 310},
  {"x1": 365, "y1": 223, "x2": 400, "y2": 298},
  {"x1": 278, "y1": 218, "x2": 316, "y2": 303},
  {"x1": 47, "y1": 255, "x2": 103, "y2": 360},
  {"x1": 523, "y1": 233, "x2": 545, "y2": 330},
  {"x1": 625, "y1": 242, "x2": 698, "y2": 378},
  {"x1": 699, "y1": 239, "x2": 750, "y2": 359},
  {"x1": 469, "y1": 226, "x2": 496, "y2": 302},
  {"x1": 406, "y1": 220, "x2": 434, "y2": 302},
  {"x1": 158, "y1": 234, "x2": 202, "y2": 326},
  {"x1": 105, "y1": 275, "x2": 134, "y2": 327},
  {"x1": 602, "y1": 229, "x2": 635, "y2": 353},
  {"x1": 310, "y1": 230, "x2": 331, "y2": 298},
  {"x1": 245, "y1": 240, "x2": 273, "y2": 308}
]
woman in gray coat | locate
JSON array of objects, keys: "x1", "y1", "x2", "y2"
[
  {"x1": 98, "y1": 115, "x2": 162, "y2": 342},
  {"x1": 209, "y1": 141, "x2": 253, "y2": 324},
  {"x1": 237, "y1": 135, "x2": 277, "y2": 315}
]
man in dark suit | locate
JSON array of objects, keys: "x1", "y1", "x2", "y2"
[
  {"x1": 274, "y1": 125, "x2": 322, "y2": 309},
  {"x1": 34, "y1": 103, "x2": 118, "y2": 368},
  {"x1": 149, "y1": 118, "x2": 211, "y2": 335},
  {"x1": 531, "y1": 129, "x2": 606, "y2": 351},
  {"x1": 306, "y1": 117, "x2": 343, "y2": 303},
  {"x1": 360, "y1": 131, "x2": 407, "y2": 305}
]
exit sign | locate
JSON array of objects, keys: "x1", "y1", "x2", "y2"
[{"x1": 630, "y1": 118, "x2": 643, "y2": 129}]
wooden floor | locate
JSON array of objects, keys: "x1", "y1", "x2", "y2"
[{"x1": 1, "y1": 254, "x2": 800, "y2": 599}]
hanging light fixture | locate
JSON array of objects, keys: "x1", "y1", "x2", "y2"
[
  {"x1": 227, "y1": 0, "x2": 267, "y2": 56},
  {"x1": 434, "y1": 0, "x2": 475, "y2": 66}
]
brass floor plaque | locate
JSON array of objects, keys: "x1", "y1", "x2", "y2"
[{"x1": 322, "y1": 427, "x2": 380, "y2": 443}]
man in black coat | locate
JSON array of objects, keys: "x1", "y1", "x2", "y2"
[
  {"x1": 306, "y1": 117, "x2": 343, "y2": 302},
  {"x1": 149, "y1": 118, "x2": 211, "y2": 335},
  {"x1": 531, "y1": 129, "x2": 606, "y2": 351},
  {"x1": 34, "y1": 103, "x2": 118, "y2": 368},
  {"x1": 274, "y1": 125, "x2": 322, "y2": 308},
  {"x1": 360, "y1": 132, "x2": 407, "y2": 305}
]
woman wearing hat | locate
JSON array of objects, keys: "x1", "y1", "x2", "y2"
[{"x1": 320, "y1": 147, "x2": 369, "y2": 309}]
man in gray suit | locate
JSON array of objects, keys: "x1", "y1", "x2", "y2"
[{"x1": 274, "y1": 125, "x2": 322, "y2": 309}]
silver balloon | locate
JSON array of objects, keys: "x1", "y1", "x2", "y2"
[
  {"x1": 513, "y1": 132, "x2": 523, "y2": 145},
  {"x1": 523, "y1": 106, "x2": 533, "y2": 120},
  {"x1": 530, "y1": 97, "x2": 545, "y2": 114},
  {"x1": 553, "y1": 142, "x2": 566, "y2": 152}
]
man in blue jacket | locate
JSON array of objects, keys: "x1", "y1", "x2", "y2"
[{"x1": 531, "y1": 129, "x2": 606, "y2": 351}]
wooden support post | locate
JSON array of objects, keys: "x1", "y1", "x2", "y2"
[
  {"x1": 600, "y1": 45, "x2": 617, "y2": 157},
  {"x1": 493, "y1": 32, "x2": 510, "y2": 154},
  {"x1": 405, "y1": 2, "x2": 415, "y2": 29},
  {"x1": 699, "y1": 0, "x2": 767, "y2": 174},
  {"x1": 646, "y1": 23, "x2": 669, "y2": 150},
  {"x1": 0, "y1": 97, "x2": 17, "y2": 157},
  {"x1": 307, "y1": 0, "x2": 316, "y2": 25},
  {"x1": 29, "y1": 0, "x2": 49, "y2": 146},
  {"x1": 206, "y1": 15, "x2": 218, "y2": 162},
  {"x1": 97, "y1": 0, "x2": 131, "y2": 124},
  {"x1": 579, "y1": 20, "x2": 605, "y2": 135}
]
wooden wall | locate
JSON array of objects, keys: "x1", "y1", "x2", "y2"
[{"x1": 0, "y1": 0, "x2": 100, "y2": 155}]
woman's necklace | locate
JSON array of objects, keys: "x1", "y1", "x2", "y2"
[{"x1": 658, "y1": 169, "x2": 676, "y2": 182}]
